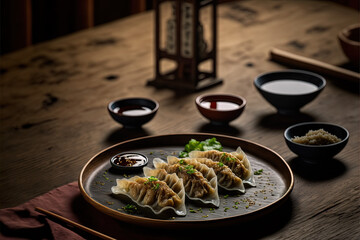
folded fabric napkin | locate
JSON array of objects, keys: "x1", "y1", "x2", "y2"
[{"x1": 0, "y1": 182, "x2": 168, "y2": 240}]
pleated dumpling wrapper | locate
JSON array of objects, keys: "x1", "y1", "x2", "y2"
[
  {"x1": 175, "y1": 157, "x2": 245, "y2": 193},
  {"x1": 111, "y1": 174, "x2": 186, "y2": 216},
  {"x1": 189, "y1": 147, "x2": 255, "y2": 187},
  {"x1": 153, "y1": 157, "x2": 220, "y2": 207},
  {"x1": 230, "y1": 147, "x2": 255, "y2": 186}
]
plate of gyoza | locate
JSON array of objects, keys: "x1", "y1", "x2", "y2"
[{"x1": 79, "y1": 133, "x2": 294, "y2": 227}]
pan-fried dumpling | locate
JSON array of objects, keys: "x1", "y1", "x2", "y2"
[
  {"x1": 111, "y1": 175, "x2": 186, "y2": 216},
  {"x1": 189, "y1": 148, "x2": 255, "y2": 186},
  {"x1": 230, "y1": 147, "x2": 255, "y2": 186},
  {"x1": 153, "y1": 157, "x2": 219, "y2": 207},
  {"x1": 182, "y1": 157, "x2": 245, "y2": 193},
  {"x1": 143, "y1": 167, "x2": 185, "y2": 199}
]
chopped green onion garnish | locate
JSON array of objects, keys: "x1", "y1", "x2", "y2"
[{"x1": 254, "y1": 169, "x2": 264, "y2": 175}]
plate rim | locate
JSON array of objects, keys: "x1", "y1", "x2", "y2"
[{"x1": 78, "y1": 133, "x2": 294, "y2": 227}]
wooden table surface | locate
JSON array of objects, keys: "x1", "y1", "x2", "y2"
[{"x1": 1, "y1": 0, "x2": 359, "y2": 239}]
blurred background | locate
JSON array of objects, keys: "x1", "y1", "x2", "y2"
[{"x1": 0, "y1": 0, "x2": 359, "y2": 56}]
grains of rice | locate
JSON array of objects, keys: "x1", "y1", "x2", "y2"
[{"x1": 291, "y1": 128, "x2": 341, "y2": 145}]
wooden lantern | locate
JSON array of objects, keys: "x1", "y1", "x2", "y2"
[{"x1": 147, "y1": 0, "x2": 223, "y2": 91}]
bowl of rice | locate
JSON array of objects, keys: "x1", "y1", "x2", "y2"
[{"x1": 284, "y1": 122, "x2": 349, "y2": 161}]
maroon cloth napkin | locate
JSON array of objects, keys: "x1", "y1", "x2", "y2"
[{"x1": 0, "y1": 182, "x2": 174, "y2": 240}]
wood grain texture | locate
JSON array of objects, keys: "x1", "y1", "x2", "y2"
[{"x1": 0, "y1": 0, "x2": 359, "y2": 239}]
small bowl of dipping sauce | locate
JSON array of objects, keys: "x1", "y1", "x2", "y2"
[
  {"x1": 110, "y1": 152, "x2": 148, "y2": 171},
  {"x1": 108, "y1": 98, "x2": 159, "y2": 127},
  {"x1": 195, "y1": 94, "x2": 246, "y2": 124},
  {"x1": 254, "y1": 70, "x2": 326, "y2": 115},
  {"x1": 284, "y1": 122, "x2": 349, "y2": 162},
  {"x1": 338, "y1": 23, "x2": 360, "y2": 64}
]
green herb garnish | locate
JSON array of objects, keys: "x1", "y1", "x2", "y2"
[
  {"x1": 145, "y1": 176, "x2": 158, "y2": 183},
  {"x1": 254, "y1": 169, "x2": 264, "y2": 175},
  {"x1": 189, "y1": 208, "x2": 197, "y2": 213},
  {"x1": 179, "y1": 137, "x2": 223, "y2": 158},
  {"x1": 144, "y1": 176, "x2": 160, "y2": 190},
  {"x1": 185, "y1": 165, "x2": 196, "y2": 174},
  {"x1": 103, "y1": 171, "x2": 109, "y2": 180},
  {"x1": 122, "y1": 204, "x2": 137, "y2": 213},
  {"x1": 152, "y1": 183, "x2": 160, "y2": 190}
]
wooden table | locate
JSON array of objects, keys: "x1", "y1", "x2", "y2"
[{"x1": 1, "y1": 0, "x2": 359, "y2": 239}]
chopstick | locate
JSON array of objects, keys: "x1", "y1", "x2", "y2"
[
  {"x1": 35, "y1": 207, "x2": 116, "y2": 240},
  {"x1": 270, "y1": 48, "x2": 360, "y2": 83}
]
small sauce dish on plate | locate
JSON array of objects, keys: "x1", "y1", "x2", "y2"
[
  {"x1": 254, "y1": 69, "x2": 326, "y2": 115},
  {"x1": 110, "y1": 152, "x2": 148, "y2": 171},
  {"x1": 195, "y1": 94, "x2": 246, "y2": 124}
]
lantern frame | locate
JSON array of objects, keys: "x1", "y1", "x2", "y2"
[{"x1": 147, "y1": 0, "x2": 222, "y2": 91}]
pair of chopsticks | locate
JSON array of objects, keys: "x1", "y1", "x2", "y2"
[
  {"x1": 270, "y1": 48, "x2": 360, "y2": 83},
  {"x1": 35, "y1": 207, "x2": 116, "y2": 240}
]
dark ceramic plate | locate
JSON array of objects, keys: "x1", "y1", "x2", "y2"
[{"x1": 79, "y1": 133, "x2": 293, "y2": 228}]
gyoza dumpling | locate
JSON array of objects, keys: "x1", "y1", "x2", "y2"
[
  {"x1": 184, "y1": 157, "x2": 245, "y2": 193},
  {"x1": 143, "y1": 168, "x2": 185, "y2": 198},
  {"x1": 111, "y1": 175, "x2": 186, "y2": 216},
  {"x1": 189, "y1": 148, "x2": 255, "y2": 186},
  {"x1": 230, "y1": 147, "x2": 255, "y2": 186},
  {"x1": 153, "y1": 158, "x2": 219, "y2": 207}
]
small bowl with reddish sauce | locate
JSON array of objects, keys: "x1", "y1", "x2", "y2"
[
  {"x1": 108, "y1": 98, "x2": 159, "y2": 128},
  {"x1": 110, "y1": 153, "x2": 148, "y2": 171},
  {"x1": 195, "y1": 94, "x2": 246, "y2": 124}
]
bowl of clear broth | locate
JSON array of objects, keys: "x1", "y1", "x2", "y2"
[
  {"x1": 254, "y1": 69, "x2": 326, "y2": 115},
  {"x1": 284, "y1": 122, "x2": 349, "y2": 162},
  {"x1": 195, "y1": 94, "x2": 246, "y2": 124},
  {"x1": 108, "y1": 98, "x2": 159, "y2": 127}
]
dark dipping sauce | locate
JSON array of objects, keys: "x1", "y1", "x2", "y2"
[{"x1": 112, "y1": 153, "x2": 148, "y2": 168}]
